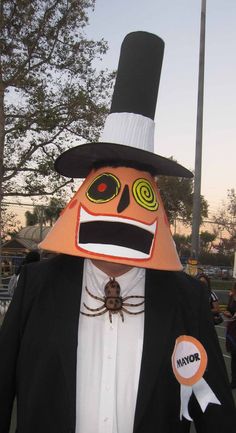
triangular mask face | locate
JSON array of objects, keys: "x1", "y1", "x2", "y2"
[{"x1": 40, "y1": 166, "x2": 182, "y2": 271}]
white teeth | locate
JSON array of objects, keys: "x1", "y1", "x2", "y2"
[
  {"x1": 77, "y1": 243, "x2": 150, "y2": 259},
  {"x1": 79, "y1": 206, "x2": 157, "y2": 235}
]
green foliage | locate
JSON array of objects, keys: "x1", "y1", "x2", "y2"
[
  {"x1": 173, "y1": 233, "x2": 192, "y2": 262},
  {"x1": 25, "y1": 208, "x2": 43, "y2": 226},
  {"x1": 25, "y1": 197, "x2": 66, "y2": 226},
  {"x1": 198, "y1": 251, "x2": 234, "y2": 267},
  {"x1": 0, "y1": 0, "x2": 114, "y2": 199},
  {"x1": 26, "y1": 197, "x2": 65, "y2": 227},
  {"x1": 173, "y1": 233, "x2": 191, "y2": 251},
  {"x1": 43, "y1": 197, "x2": 66, "y2": 226},
  {"x1": 200, "y1": 231, "x2": 216, "y2": 253},
  {"x1": 157, "y1": 171, "x2": 208, "y2": 226}
]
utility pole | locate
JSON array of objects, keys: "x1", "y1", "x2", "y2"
[
  {"x1": 39, "y1": 206, "x2": 45, "y2": 242},
  {"x1": 191, "y1": 0, "x2": 206, "y2": 258}
]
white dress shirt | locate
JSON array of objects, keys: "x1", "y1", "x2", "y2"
[{"x1": 76, "y1": 259, "x2": 145, "y2": 433}]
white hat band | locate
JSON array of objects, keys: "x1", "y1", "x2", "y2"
[{"x1": 100, "y1": 112, "x2": 155, "y2": 153}]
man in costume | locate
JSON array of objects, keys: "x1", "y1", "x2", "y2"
[{"x1": 0, "y1": 32, "x2": 235, "y2": 433}]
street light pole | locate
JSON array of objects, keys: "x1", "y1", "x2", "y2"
[{"x1": 191, "y1": 0, "x2": 206, "y2": 258}]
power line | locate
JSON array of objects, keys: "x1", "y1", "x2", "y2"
[{"x1": 2, "y1": 201, "x2": 49, "y2": 208}]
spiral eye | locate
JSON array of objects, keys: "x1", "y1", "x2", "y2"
[
  {"x1": 132, "y1": 178, "x2": 158, "y2": 211},
  {"x1": 86, "y1": 173, "x2": 121, "y2": 203}
]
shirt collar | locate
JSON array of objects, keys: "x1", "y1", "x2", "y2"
[{"x1": 84, "y1": 259, "x2": 145, "y2": 297}]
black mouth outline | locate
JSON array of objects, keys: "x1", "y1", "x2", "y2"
[{"x1": 78, "y1": 221, "x2": 154, "y2": 255}]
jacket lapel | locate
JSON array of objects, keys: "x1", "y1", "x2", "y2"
[
  {"x1": 52, "y1": 255, "x2": 84, "y2": 428},
  {"x1": 133, "y1": 269, "x2": 177, "y2": 432},
  {"x1": 52, "y1": 257, "x2": 178, "y2": 431}
]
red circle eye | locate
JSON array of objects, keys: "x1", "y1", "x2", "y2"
[
  {"x1": 86, "y1": 173, "x2": 121, "y2": 203},
  {"x1": 97, "y1": 182, "x2": 107, "y2": 192}
]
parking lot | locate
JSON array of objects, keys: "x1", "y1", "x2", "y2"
[{"x1": 200, "y1": 266, "x2": 233, "y2": 281}]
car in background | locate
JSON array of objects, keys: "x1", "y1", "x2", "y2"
[
  {"x1": 221, "y1": 268, "x2": 231, "y2": 280},
  {"x1": 205, "y1": 267, "x2": 218, "y2": 278}
]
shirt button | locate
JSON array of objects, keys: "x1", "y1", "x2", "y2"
[
  {"x1": 105, "y1": 385, "x2": 110, "y2": 391},
  {"x1": 104, "y1": 417, "x2": 109, "y2": 422},
  {"x1": 107, "y1": 354, "x2": 112, "y2": 359}
]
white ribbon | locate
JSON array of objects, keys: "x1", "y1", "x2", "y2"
[{"x1": 180, "y1": 378, "x2": 221, "y2": 421}]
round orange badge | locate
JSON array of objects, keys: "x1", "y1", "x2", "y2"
[{"x1": 172, "y1": 335, "x2": 207, "y2": 386}]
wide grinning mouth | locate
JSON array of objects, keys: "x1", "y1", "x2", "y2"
[{"x1": 76, "y1": 205, "x2": 157, "y2": 259}]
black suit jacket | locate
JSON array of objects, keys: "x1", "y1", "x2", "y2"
[{"x1": 0, "y1": 254, "x2": 235, "y2": 433}]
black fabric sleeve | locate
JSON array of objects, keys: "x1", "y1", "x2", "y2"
[{"x1": 0, "y1": 268, "x2": 27, "y2": 432}]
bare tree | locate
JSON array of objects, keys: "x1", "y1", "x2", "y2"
[
  {"x1": 213, "y1": 189, "x2": 236, "y2": 239},
  {"x1": 213, "y1": 189, "x2": 236, "y2": 256}
]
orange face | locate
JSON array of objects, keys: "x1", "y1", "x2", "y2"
[{"x1": 40, "y1": 166, "x2": 182, "y2": 270}]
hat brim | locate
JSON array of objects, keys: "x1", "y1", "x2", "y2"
[{"x1": 55, "y1": 142, "x2": 193, "y2": 179}]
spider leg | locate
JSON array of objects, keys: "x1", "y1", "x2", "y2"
[
  {"x1": 85, "y1": 286, "x2": 104, "y2": 302},
  {"x1": 83, "y1": 302, "x2": 105, "y2": 312},
  {"x1": 80, "y1": 309, "x2": 107, "y2": 318},
  {"x1": 123, "y1": 295, "x2": 145, "y2": 301},
  {"x1": 122, "y1": 307, "x2": 144, "y2": 315},
  {"x1": 123, "y1": 300, "x2": 145, "y2": 307},
  {"x1": 109, "y1": 311, "x2": 112, "y2": 323},
  {"x1": 119, "y1": 310, "x2": 124, "y2": 322}
]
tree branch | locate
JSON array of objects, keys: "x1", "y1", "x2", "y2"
[
  {"x1": 4, "y1": 178, "x2": 73, "y2": 197},
  {"x1": 4, "y1": 0, "x2": 63, "y2": 86}
]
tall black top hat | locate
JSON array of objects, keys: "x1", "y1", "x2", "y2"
[{"x1": 55, "y1": 31, "x2": 193, "y2": 179}]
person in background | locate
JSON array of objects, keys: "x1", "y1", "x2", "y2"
[
  {"x1": 22, "y1": 250, "x2": 40, "y2": 266},
  {"x1": 2, "y1": 259, "x2": 11, "y2": 276},
  {"x1": 197, "y1": 273, "x2": 222, "y2": 325},
  {"x1": 223, "y1": 282, "x2": 236, "y2": 389},
  {"x1": 7, "y1": 250, "x2": 40, "y2": 297}
]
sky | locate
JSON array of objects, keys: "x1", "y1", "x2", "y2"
[{"x1": 86, "y1": 0, "x2": 236, "y2": 216}]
